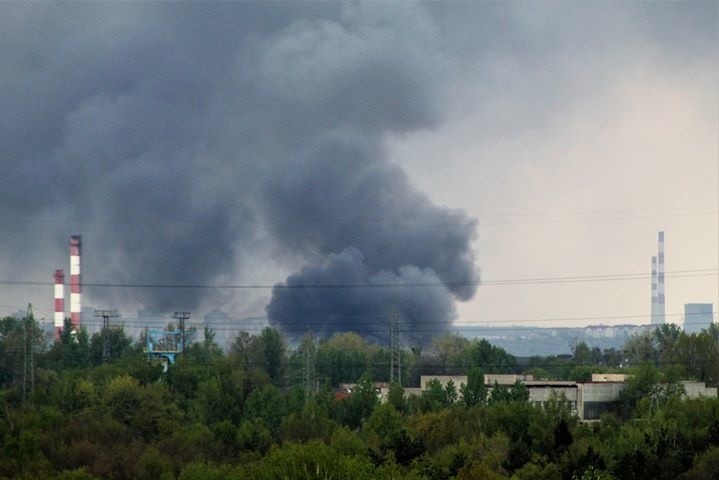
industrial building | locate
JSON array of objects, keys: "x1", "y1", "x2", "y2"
[
  {"x1": 415, "y1": 373, "x2": 717, "y2": 421},
  {"x1": 683, "y1": 303, "x2": 714, "y2": 334}
]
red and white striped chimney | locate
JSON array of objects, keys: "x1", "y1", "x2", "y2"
[
  {"x1": 54, "y1": 269, "x2": 65, "y2": 339},
  {"x1": 657, "y1": 231, "x2": 665, "y2": 324},
  {"x1": 70, "y1": 235, "x2": 82, "y2": 330}
]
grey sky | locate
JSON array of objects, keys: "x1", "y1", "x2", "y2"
[{"x1": 0, "y1": 2, "x2": 716, "y2": 338}]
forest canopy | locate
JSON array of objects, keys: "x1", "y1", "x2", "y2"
[{"x1": 2, "y1": 316, "x2": 719, "y2": 479}]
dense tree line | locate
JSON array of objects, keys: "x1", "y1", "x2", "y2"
[{"x1": 2, "y1": 315, "x2": 719, "y2": 479}]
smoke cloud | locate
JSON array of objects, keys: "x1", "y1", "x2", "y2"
[
  {"x1": 266, "y1": 248, "x2": 458, "y2": 346},
  {"x1": 0, "y1": 2, "x2": 477, "y2": 341},
  {"x1": 263, "y1": 131, "x2": 477, "y2": 344}
]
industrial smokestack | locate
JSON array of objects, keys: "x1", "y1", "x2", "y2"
[
  {"x1": 70, "y1": 235, "x2": 82, "y2": 330},
  {"x1": 53, "y1": 269, "x2": 65, "y2": 339},
  {"x1": 651, "y1": 256, "x2": 658, "y2": 325},
  {"x1": 657, "y1": 231, "x2": 665, "y2": 324}
]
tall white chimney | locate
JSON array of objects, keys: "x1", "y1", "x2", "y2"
[
  {"x1": 657, "y1": 231, "x2": 665, "y2": 324},
  {"x1": 651, "y1": 256, "x2": 658, "y2": 324}
]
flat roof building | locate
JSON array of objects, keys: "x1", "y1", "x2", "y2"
[
  {"x1": 415, "y1": 373, "x2": 717, "y2": 421},
  {"x1": 684, "y1": 303, "x2": 713, "y2": 334}
]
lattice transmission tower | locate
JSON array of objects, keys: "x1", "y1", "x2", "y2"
[
  {"x1": 389, "y1": 310, "x2": 401, "y2": 386},
  {"x1": 23, "y1": 303, "x2": 35, "y2": 404},
  {"x1": 95, "y1": 309, "x2": 119, "y2": 363}
]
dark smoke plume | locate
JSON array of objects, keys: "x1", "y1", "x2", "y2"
[
  {"x1": 263, "y1": 132, "x2": 477, "y2": 344},
  {"x1": 266, "y1": 247, "x2": 459, "y2": 346},
  {"x1": 0, "y1": 2, "x2": 478, "y2": 341}
]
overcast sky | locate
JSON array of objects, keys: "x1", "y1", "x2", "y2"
[{"x1": 1, "y1": 1, "x2": 716, "y2": 339}]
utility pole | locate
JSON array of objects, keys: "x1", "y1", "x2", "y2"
[
  {"x1": 94, "y1": 310, "x2": 119, "y2": 363},
  {"x1": 173, "y1": 312, "x2": 191, "y2": 352},
  {"x1": 23, "y1": 303, "x2": 35, "y2": 404},
  {"x1": 302, "y1": 330, "x2": 316, "y2": 404},
  {"x1": 390, "y1": 310, "x2": 401, "y2": 386}
]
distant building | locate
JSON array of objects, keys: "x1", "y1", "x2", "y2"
[
  {"x1": 684, "y1": 303, "x2": 713, "y2": 334},
  {"x1": 415, "y1": 373, "x2": 717, "y2": 421}
]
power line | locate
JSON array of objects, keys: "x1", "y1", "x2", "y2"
[
  {"x1": 28, "y1": 310, "x2": 698, "y2": 327},
  {"x1": 1, "y1": 205, "x2": 715, "y2": 226},
  {"x1": 0, "y1": 267, "x2": 715, "y2": 290}
]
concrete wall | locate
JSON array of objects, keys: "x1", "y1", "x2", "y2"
[
  {"x1": 485, "y1": 374, "x2": 533, "y2": 385},
  {"x1": 420, "y1": 375, "x2": 467, "y2": 390},
  {"x1": 577, "y1": 382, "x2": 626, "y2": 420},
  {"x1": 415, "y1": 374, "x2": 717, "y2": 421},
  {"x1": 592, "y1": 373, "x2": 628, "y2": 382},
  {"x1": 682, "y1": 381, "x2": 718, "y2": 398},
  {"x1": 527, "y1": 384, "x2": 579, "y2": 413}
]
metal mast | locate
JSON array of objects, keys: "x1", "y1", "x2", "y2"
[
  {"x1": 22, "y1": 303, "x2": 35, "y2": 403},
  {"x1": 302, "y1": 330, "x2": 316, "y2": 402},
  {"x1": 95, "y1": 310, "x2": 119, "y2": 363},
  {"x1": 390, "y1": 310, "x2": 401, "y2": 385},
  {"x1": 173, "y1": 311, "x2": 191, "y2": 352}
]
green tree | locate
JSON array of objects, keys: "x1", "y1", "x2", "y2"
[
  {"x1": 445, "y1": 379, "x2": 459, "y2": 405},
  {"x1": 244, "y1": 384, "x2": 287, "y2": 435},
  {"x1": 340, "y1": 373, "x2": 378, "y2": 429},
  {"x1": 572, "y1": 341, "x2": 592, "y2": 365},
  {"x1": 675, "y1": 329, "x2": 719, "y2": 386},
  {"x1": 460, "y1": 367, "x2": 487, "y2": 407},
  {"x1": 46, "y1": 320, "x2": 92, "y2": 370},
  {"x1": 0, "y1": 316, "x2": 26, "y2": 392},
  {"x1": 133, "y1": 447, "x2": 173, "y2": 480},
  {"x1": 316, "y1": 332, "x2": 377, "y2": 386},
  {"x1": 433, "y1": 333, "x2": 473, "y2": 374},
  {"x1": 420, "y1": 378, "x2": 447, "y2": 411},
  {"x1": 653, "y1": 323, "x2": 682, "y2": 364},
  {"x1": 509, "y1": 380, "x2": 529, "y2": 403},
  {"x1": 257, "y1": 327, "x2": 287, "y2": 385},
  {"x1": 89, "y1": 326, "x2": 134, "y2": 365},
  {"x1": 229, "y1": 331, "x2": 255, "y2": 368},
  {"x1": 387, "y1": 382, "x2": 407, "y2": 413},
  {"x1": 624, "y1": 330, "x2": 657, "y2": 365},
  {"x1": 618, "y1": 363, "x2": 660, "y2": 417},
  {"x1": 470, "y1": 338, "x2": 515, "y2": 373},
  {"x1": 683, "y1": 446, "x2": 719, "y2": 480},
  {"x1": 252, "y1": 440, "x2": 375, "y2": 480}
]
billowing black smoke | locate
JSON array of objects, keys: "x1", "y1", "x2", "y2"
[
  {"x1": 263, "y1": 133, "x2": 477, "y2": 344},
  {"x1": 0, "y1": 2, "x2": 478, "y2": 339},
  {"x1": 266, "y1": 248, "x2": 460, "y2": 347}
]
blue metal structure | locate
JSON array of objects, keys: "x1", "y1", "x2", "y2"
[{"x1": 145, "y1": 328, "x2": 182, "y2": 368}]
